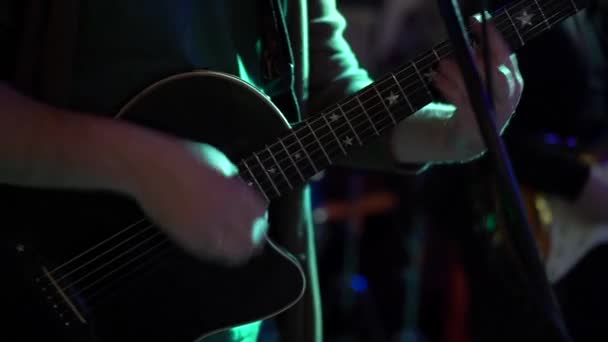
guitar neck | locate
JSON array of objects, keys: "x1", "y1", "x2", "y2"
[{"x1": 239, "y1": 0, "x2": 588, "y2": 201}]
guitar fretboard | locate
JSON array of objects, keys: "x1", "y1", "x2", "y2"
[{"x1": 238, "y1": 0, "x2": 587, "y2": 201}]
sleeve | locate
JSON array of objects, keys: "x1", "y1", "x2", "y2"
[
  {"x1": 307, "y1": 0, "x2": 372, "y2": 112},
  {"x1": 306, "y1": 0, "x2": 426, "y2": 174}
]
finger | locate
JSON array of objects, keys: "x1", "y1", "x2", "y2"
[
  {"x1": 470, "y1": 18, "x2": 511, "y2": 68},
  {"x1": 496, "y1": 65, "x2": 518, "y2": 107},
  {"x1": 436, "y1": 59, "x2": 466, "y2": 95},
  {"x1": 192, "y1": 143, "x2": 239, "y2": 177},
  {"x1": 250, "y1": 215, "x2": 269, "y2": 251},
  {"x1": 509, "y1": 54, "x2": 524, "y2": 94},
  {"x1": 433, "y1": 67, "x2": 468, "y2": 106}
]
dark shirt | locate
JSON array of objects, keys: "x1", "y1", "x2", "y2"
[{"x1": 1, "y1": 0, "x2": 265, "y2": 115}]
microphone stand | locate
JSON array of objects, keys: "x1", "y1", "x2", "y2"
[{"x1": 436, "y1": 1, "x2": 572, "y2": 341}]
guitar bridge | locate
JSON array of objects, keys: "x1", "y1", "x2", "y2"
[{"x1": 38, "y1": 266, "x2": 88, "y2": 327}]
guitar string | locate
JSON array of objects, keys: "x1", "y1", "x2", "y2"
[
  {"x1": 84, "y1": 241, "x2": 175, "y2": 306},
  {"x1": 51, "y1": 2, "x2": 572, "y2": 297},
  {"x1": 53, "y1": 219, "x2": 155, "y2": 282},
  {"x1": 59, "y1": 228, "x2": 165, "y2": 289},
  {"x1": 48, "y1": 0, "x2": 573, "y2": 296},
  {"x1": 46, "y1": 218, "x2": 147, "y2": 275},
  {"x1": 74, "y1": 234, "x2": 169, "y2": 295}
]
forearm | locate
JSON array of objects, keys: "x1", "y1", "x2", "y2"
[{"x1": 0, "y1": 82, "x2": 170, "y2": 195}]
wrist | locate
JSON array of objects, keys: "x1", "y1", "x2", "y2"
[{"x1": 391, "y1": 102, "x2": 456, "y2": 163}]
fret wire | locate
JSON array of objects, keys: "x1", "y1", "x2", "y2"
[
  {"x1": 343, "y1": 94, "x2": 388, "y2": 139},
  {"x1": 411, "y1": 62, "x2": 434, "y2": 99},
  {"x1": 390, "y1": 83, "x2": 427, "y2": 113},
  {"x1": 517, "y1": 0, "x2": 560, "y2": 38},
  {"x1": 532, "y1": 0, "x2": 552, "y2": 30},
  {"x1": 241, "y1": 159, "x2": 270, "y2": 202},
  {"x1": 291, "y1": 131, "x2": 319, "y2": 173},
  {"x1": 320, "y1": 113, "x2": 348, "y2": 154},
  {"x1": 519, "y1": 6, "x2": 572, "y2": 42},
  {"x1": 253, "y1": 152, "x2": 281, "y2": 196},
  {"x1": 369, "y1": 83, "x2": 425, "y2": 125},
  {"x1": 417, "y1": 49, "x2": 440, "y2": 67},
  {"x1": 563, "y1": 0, "x2": 579, "y2": 17},
  {"x1": 305, "y1": 120, "x2": 332, "y2": 163},
  {"x1": 500, "y1": 1, "x2": 541, "y2": 43},
  {"x1": 266, "y1": 145, "x2": 292, "y2": 190},
  {"x1": 337, "y1": 103, "x2": 363, "y2": 145},
  {"x1": 546, "y1": 0, "x2": 577, "y2": 20},
  {"x1": 280, "y1": 132, "x2": 319, "y2": 182},
  {"x1": 376, "y1": 77, "x2": 410, "y2": 109},
  {"x1": 278, "y1": 138, "x2": 305, "y2": 181},
  {"x1": 371, "y1": 84, "x2": 398, "y2": 124},
  {"x1": 503, "y1": 8, "x2": 525, "y2": 46},
  {"x1": 336, "y1": 93, "x2": 384, "y2": 146},
  {"x1": 395, "y1": 79, "x2": 432, "y2": 110},
  {"x1": 368, "y1": 79, "x2": 414, "y2": 125},
  {"x1": 391, "y1": 73, "x2": 415, "y2": 112},
  {"x1": 432, "y1": 48, "x2": 441, "y2": 64},
  {"x1": 355, "y1": 95, "x2": 380, "y2": 136},
  {"x1": 395, "y1": 59, "x2": 437, "y2": 95},
  {"x1": 396, "y1": 73, "x2": 425, "y2": 95}
]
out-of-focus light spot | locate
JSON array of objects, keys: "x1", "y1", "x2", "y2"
[
  {"x1": 544, "y1": 133, "x2": 560, "y2": 145},
  {"x1": 351, "y1": 274, "x2": 368, "y2": 293},
  {"x1": 485, "y1": 214, "x2": 497, "y2": 233},
  {"x1": 534, "y1": 196, "x2": 553, "y2": 226},
  {"x1": 566, "y1": 136, "x2": 578, "y2": 148},
  {"x1": 313, "y1": 208, "x2": 328, "y2": 224}
]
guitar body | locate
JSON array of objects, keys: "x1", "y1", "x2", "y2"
[{"x1": 0, "y1": 71, "x2": 305, "y2": 341}]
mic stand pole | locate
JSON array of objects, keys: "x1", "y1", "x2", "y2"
[{"x1": 436, "y1": 1, "x2": 572, "y2": 341}]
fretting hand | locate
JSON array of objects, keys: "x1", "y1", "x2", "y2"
[{"x1": 432, "y1": 18, "x2": 524, "y2": 160}]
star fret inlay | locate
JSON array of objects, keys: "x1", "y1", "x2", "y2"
[
  {"x1": 386, "y1": 92, "x2": 400, "y2": 106},
  {"x1": 329, "y1": 113, "x2": 341, "y2": 122},
  {"x1": 516, "y1": 10, "x2": 534, "y2": 27},
  {"x1": 343, "y1": 136, "x2": 354, "y2": 146}
]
